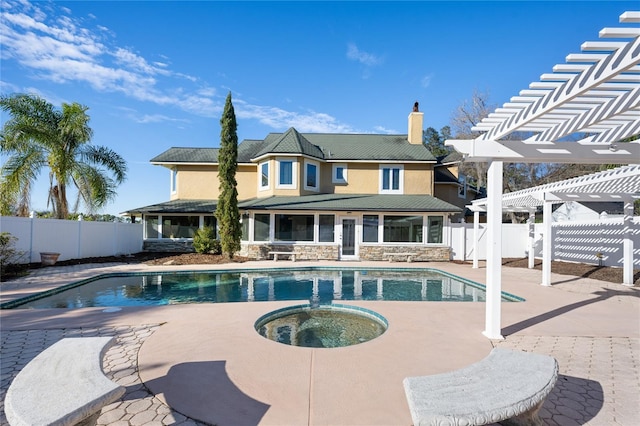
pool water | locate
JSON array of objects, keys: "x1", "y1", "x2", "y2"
[
  {"x1": 256, "y1": 304, "x2": 388, "y2": 348},
  {"x1": 4, "y1": 268, "x2": 522, "y2": 309}
]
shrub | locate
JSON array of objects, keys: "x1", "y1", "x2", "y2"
[
  {"x1": 193, "y1": 227, "x2": 221, "y2": 254},
  {"x1": 0, "y1": 232, "x2": 27, "y2": 280}
]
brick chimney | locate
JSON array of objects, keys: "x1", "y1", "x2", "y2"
[{"x1": 408, "y1": 101, "x2": 423, "y2": 145}]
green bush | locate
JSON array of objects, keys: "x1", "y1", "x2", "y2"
[
  {"x1": 193, "y1": 227, "x2": 221, "y2": 254},
  {"x1": 0, "y1": 232, "x2": 27, "y2": 280}
]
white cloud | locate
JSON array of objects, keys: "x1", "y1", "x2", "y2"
[
  {"x1": 346, "y1": 43, "x2": 383, "y2": 67},
  {"x1": 421, "y1": 73, "x2": 434, "y2": 88},
  {"x1": 0, "y1": 0, "x2": 206, "y2": 113},
  {"x1": 373, "y1": 125, "x2": 399, "y2": 134},
  {"x1": 1, "y1": 0, "x2": 361, "y2": 135},
  {"x1": 235, "y1": 101, "x2": 357, "y2": 134}
]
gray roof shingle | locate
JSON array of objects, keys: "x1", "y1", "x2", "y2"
[
  {"x1": 150, "y1": 128, "x2": 437, "y2": 164},
  {"x1": 239, "y1": 194, "x2": 460, "y2": 212},
  {"x1": 124, "y1": 194, "x2": 460, "y2": 214}
]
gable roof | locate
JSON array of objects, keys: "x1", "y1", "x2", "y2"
[
  {"x1": 150, "y1": 127, "x2": 437, "y2": 165},
  {"x1": 255, "y1": 128, "x2": 324, "y2": 160}
]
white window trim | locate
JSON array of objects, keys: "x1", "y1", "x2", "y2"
[
  {"x1": 170, "y1": 168, "x2": 177, "y2": 194},
  {"x1": 379, "y1": 164, "x2": 404, "y2": 194},
  {"x1": 304, "y1": 159, "x2": 320, "y2": 191},
  {"x1": 276, "y1": 158, "x2": 298, "y2": 189},
  {"x1": 332, "y1": 163, "x2": 348, "y2": 184},
  {"x1": 259, "y1": 161, "x2": 270, "y2": 191}
]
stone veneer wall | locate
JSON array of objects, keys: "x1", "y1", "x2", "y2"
[
  {"x1": 143, "y1": 240, "x2": 450, "y2": 262},
  {"x1": 240, "y1": 243, "x2": 340, "y2": 260},
  {"x1": 359, "y1": 245, "x2": 451, "y2": 262},
  {"x1": 143, "y1": 240, "x2": 195, "y2": 252}
]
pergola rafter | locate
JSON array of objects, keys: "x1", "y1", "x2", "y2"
[{"x1": 444, "y1": 10, "x2": 640, "y2": 340}]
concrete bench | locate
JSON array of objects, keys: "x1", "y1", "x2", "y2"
[
  {"x1": 269, "y1": 251, "x2": 296, "y2": 262},
  {"x1": 4, "y1": 337, "x2": 126, "y2": 426},
  {"x1": 403, "y1": 348, "x2": 558, "y2": 426},
  {"x1": 383, "y1": 252, "x2": 417, "y2": 262}
]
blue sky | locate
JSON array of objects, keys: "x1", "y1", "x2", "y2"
[{"x1": 1, "y1": 0, "x2": 636, "y2": 216}]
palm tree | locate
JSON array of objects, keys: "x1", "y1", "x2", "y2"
[{"x1": 0, "y1": 93, "x2": 127, "y2": 218}]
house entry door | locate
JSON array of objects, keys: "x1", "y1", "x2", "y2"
[{"x1": 340, "y1": 218, "x2": 357, "y2": 260}]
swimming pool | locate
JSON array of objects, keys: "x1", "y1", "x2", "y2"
[{"x1": 2, "y1": 267, "x2": 523, "y2": 309}]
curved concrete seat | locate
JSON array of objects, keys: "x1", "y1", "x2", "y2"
[
  {"x1": 403, "y1": 347, "x2": 558, "y2": 426},
  {"x1": 4, "y1": 337, "x2": 125, "y2": 426}
]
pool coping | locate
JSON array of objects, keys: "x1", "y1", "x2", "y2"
[{"x1": 0, "y1": 265, "x2": 524, "y2": 309}]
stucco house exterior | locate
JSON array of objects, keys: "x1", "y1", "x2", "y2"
[{"x1": 126, "y1": 109, "x2": 467, "y2": 261}]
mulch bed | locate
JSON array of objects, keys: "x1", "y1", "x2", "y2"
[{"x1": 2, "y1": 253, "x2": 638, "y2": 286}]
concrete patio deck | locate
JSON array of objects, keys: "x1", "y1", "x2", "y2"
[{"x1": 1, "y1": 260, "x2": 638, "y2": 425}]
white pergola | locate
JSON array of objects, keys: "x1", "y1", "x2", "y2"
[
  {"x1": 468, "y1": 164, "x2": 639, "y2": 282},
  {"x1": 446, "y1": 11, "x2": 640, "y2": 340}
]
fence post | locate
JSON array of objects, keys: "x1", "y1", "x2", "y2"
[
  {"x1": 29, "y1": 211, "x2": 35, "y2": 263},
  {"x1": 527, "y1": 210, "x2": 535, "y2": 269},
  {"x1": 622, "y1": 200, "x2": 634, "y2": 286},
  {"x1": 77, "y1": 214, "x2": 83, "y2": 259},
  {"x1": 472, "y1": 211, "x2": 479, "y2": 268}
]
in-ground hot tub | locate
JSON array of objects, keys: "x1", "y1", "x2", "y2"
[{"x1": 255, "y1": 304, "x2": 388, "y2": 348}]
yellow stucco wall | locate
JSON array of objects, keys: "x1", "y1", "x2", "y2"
[
  {"x1": 173, "y1": 164, "x2": 257, "y2": 201},
  {"x1": 172, "y1": 157, "x2": 436, "y2": 200},
  {"x1": 404, "y1": 163, "x2": 434, "y2": 195}
]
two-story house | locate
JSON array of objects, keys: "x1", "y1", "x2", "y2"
[{"x1": 126, "y1": 108, "x2": 462, "y2": 260}]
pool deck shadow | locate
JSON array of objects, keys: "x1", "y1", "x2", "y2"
[{"x1": 1, "y1": 260, "x2": 638, "y2": 425}]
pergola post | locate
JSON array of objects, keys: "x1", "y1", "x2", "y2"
[
  {"x1": 622, "y1": 199, "x2": 634, "y2": 286},
  {"x1": 483, "y1": 161, "x2": 503, "y2": 340},
  {"x1": 527, "y1": 210, "x2": 536, "y2": 269},
  {"x1": 542, "y1": 200, "x2": 553, "y2": 287},
  {"x1": 473, "y1": 210, "x2": 480, "y2": 269}
]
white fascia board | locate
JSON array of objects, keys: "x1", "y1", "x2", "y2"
[
  {"x1": 544, "y1": 192, "x2": 638, "y2": 202},
  {"x1": 530, "y1": 81, "x2": 564, "y2": 89},
  {"x1": 581, "y1": 41, "x2": 627, "y2": 51},
  {"x1": 566, "y1": 53, "x2": 609, "y2": 62},
  {"x1": 519, "y1": 89, "x2": 552, "y2": 97},
  {"x1": 540, "y1": 73, "x2": 576, "y2": 81},
  {"x1": 620, "y1": 11, "x2": 640, "y2": 23},
  {"x1": 553, "y1": 64, "x2": 591, "y2": 73},
  {"x1": 599, "y1": 27, "x2": 640, "y2": 38},
  {"x1": 150, "y1": 161, "x2": 217, "y2": 166},
  {"x1": 445, "y1": 139, "x2": 640, "y2": 164}
]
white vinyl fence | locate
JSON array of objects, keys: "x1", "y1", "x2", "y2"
[
  {"x1": 0, "y1": 216, "x2": 143, "y2": 263},
  {"x1": 450, "y1": 217, "x2": 639, "y2": 268}
]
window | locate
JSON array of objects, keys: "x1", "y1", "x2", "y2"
[
  {"x1": 362, "y1": 215, "x2": 379, "y2": 242},
  {"x1": 259, "y1": 162, "x2": 270, "y2": 190},
  {"x1": 427, "y1": 216, "x2": 443, "y2": 244},
  {"x1": 240, "y1": 213, "x2": 250, "y2": 241},
  {"x1": 304, "y1": 160, "x2": 319, "y2": 191},
  {"x1": 277, "y1": 158, "x2": 297, "y2": 189},
  {"x1": 383, "y1": 215, "x2": 423, "y2": 243},
  {"x1": 458, "y1": 174, "x2": 467, "y2": 198},
  {"x1": 332, "y1": 163, "x2": 347, "y2": 184},
  {"x1": 170, "y1": 169, "x2": 177, "y2": 193},
  {"x1": 145, "y1": 215, "x2": 159, "y2": 239},
  {"x1": 162, "y1": 216, "x2": 200, "y2": 239},
  {"x1": 254, "y1": 214, "x2": 270, "y2": 241},
  {"x1": 319, "y1": 214, "x2": 335, "y2": 242},
  {"x1": 379, "y1": 165, "x2": 403, "y2": 194},
  {"x1": 275, "y1": 214, "x2": 314, "y2": 241}
]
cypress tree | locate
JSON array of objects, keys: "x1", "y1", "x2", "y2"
[{"x1": 215, "y1": 92, "x2": 241, "y2": 258}]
